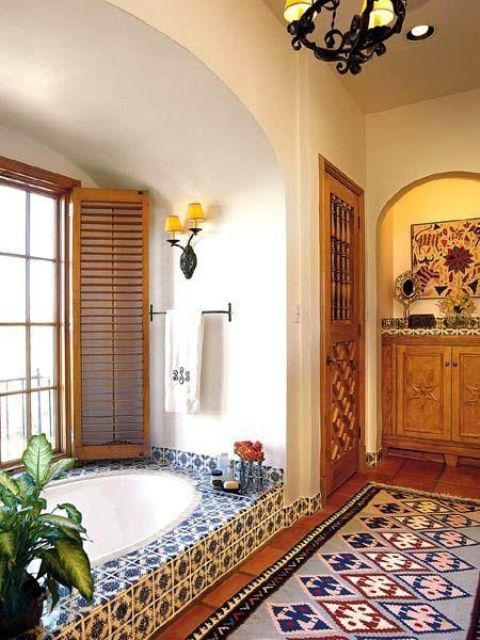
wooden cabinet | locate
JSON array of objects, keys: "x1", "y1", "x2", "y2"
[{"x1": 383, "y1": 336, "x2": 480, "y2": 465}]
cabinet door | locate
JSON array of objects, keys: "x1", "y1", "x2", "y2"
[
  {"x1": 452, "y1": 347, "x2": 480, "y2": 445},
  {"x1": 396, "y1": 345, "x2": 451, "y2": 441}
]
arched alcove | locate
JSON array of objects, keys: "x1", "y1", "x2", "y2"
[
  {"x1": 0, "y1": 0, "x2": 287, "y2": 467},
  {"x1": 374, "y1": 171, "x2": 480, "y2": 451}
]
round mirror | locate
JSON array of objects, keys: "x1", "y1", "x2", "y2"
[{"x1": 394, "y1": 271, "x2": 419, "y2": 318}]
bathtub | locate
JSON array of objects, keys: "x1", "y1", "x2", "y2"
[{"x1": 43, "y1": 471, "x2": 200, "y2": 564}]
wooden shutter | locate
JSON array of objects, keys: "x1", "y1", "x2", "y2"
[{"x1": 72, "y1": 189, "x2": 149, "y2": 460}]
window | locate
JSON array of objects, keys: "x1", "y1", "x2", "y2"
[{"x1": 0, "y1": 157, "x2": 79, "y2": 465}]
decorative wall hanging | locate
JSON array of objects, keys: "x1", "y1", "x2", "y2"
[
  {"x1": 411, "y1": 217, "x2": 480, "y2": 299},
  {"x1": 283, "y1": 0, "x2": 407, "y2": 75}
]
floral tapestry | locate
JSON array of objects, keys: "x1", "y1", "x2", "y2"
[{"x1": 411, "y1": 217, "x2": 480, "y2": 299}]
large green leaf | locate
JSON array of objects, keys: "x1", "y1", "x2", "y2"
[
  {"x1": 55, "y1": 539, "x2": 93, "y2": 601},
  {"x1": 22, "y1": 434, "x2": 52, "y2": 486},
  {"x1": 46, "y1": 576, "x2": 60, "y2": 609},
  {"x1": 0, "y1": 559, "x2": 6, "y2": 594},
  {"x1": 46, "y1": 459, "x2": 75, "y2": 483},
  {"x1": 0, "y1": 531, "x2": 15, "y2": 559},
  {"x1": 38, "y1": 549, "x2": 71, "y2": 587},
  {"x1": 0, "y1": 471, "x2": 20, "y2": 498},
  {"x1": 58, "y1": 503, "x2": 82, "y2": 525},
  {"x1": 38, "y1": 514, "x2": 85, "y2": 532}
]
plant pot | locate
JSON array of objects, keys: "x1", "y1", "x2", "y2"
[{"x1": 0, "y1": 578, "x2": 46, "y2": 639}]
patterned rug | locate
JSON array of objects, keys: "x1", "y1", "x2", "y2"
[{"x1": 188, "y1": 483, "x2": 480, "y2": 640}]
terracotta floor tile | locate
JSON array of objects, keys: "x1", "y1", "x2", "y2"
[
  {"x1": 388, "y1": 473, "x2": 437, "y2": 491},
  {"x1": 434, "y1": 482, "x2": 480, "y2": 500},
  {"x1": 202, "y1": 572, "x2": 252, "y2": 608},
  {"x1": 240, "y1": 545, "x2": 286, "y2": 576},
  {"x1": 153, "y1": 604, "x2": 214, "y2": 639},
  {"x1": 374, "y1": 456, "x2": 406, "y2": 476},
  {"x1": 401, "y1": 459, "x2": 445, "y2": 479},
  {"x1": 295, "y1": 510, "x2": 333, "y2": 530},
  {"x1": 439, "y1": 465, "x2": 480, "y2": 486},
  {"x1": 269, "y1": 525, "x2": 310, "y2": 551}
]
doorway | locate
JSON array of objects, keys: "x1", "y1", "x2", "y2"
[{"x1": 320, "y1": 158, "x2": 366, "y2": 497}]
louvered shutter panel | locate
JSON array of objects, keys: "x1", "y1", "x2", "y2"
[{"x1": 72, "y1": 189, "x2": 149, "y2": 459}]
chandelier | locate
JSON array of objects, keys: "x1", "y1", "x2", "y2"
[{"x1": 284, "y1": 0, "x2": 407, "y2": 75}]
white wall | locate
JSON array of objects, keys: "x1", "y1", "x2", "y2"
[
  {"x1": 106, "y1": 0, "x2": 367, "y2": 501},
  {"x1": 366, "y1": 88, "x2": 480, "y2": 451}
]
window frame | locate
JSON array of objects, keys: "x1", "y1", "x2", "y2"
[{"x1": 0, "y1": 156, "x2": 80, "y2": 468}]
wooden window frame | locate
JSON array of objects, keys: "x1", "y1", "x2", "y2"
[{"x1": 0, "y1": 156, "x2": 80, "y2": 469}]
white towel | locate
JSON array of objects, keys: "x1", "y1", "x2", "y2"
[{"x1": 165, "y1": 309, "x2": 204, "y2": 414}]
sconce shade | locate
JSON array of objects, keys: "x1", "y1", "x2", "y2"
[
  {"x1": 164, "y1": 215, "x2": 183, "y2": 233},
  {"x1": 284, "y1": 0, "x2": 312, "y2": 23},
  {"x1": 187, "y1": 202, "x2": 206, "y2": 222},
  {"x1": 361, "y1": 0, "x2": 395, "y2": 28}
]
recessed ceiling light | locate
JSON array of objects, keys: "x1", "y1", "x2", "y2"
[{"x1": 406, "y1": 24, "x2": 435, "y2": 41}]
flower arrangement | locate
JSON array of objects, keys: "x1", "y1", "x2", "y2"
[
  {"x1": 233, "y1": 440, "x2": 265, "y2": 463},
  {"x1": 234, "y1": 441, "x2": 265, "y2": 492},
  {"x1": 438, "y1": 288, "x2": 476, "y2": 327}
]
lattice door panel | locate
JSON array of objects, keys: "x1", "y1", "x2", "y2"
[
  {"x1": 330, "y1": 341, "x2": 357, "y2": 463},
  {"x1": 330, "y1": 194, "x2": 354, "y2": 321},
  {"x1": 73, "y1": 189, "x2": 149, "y2": 460}
]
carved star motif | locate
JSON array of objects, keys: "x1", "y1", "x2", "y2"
[
  {"x1": 408, "y1": 382, "x2": 438, "y2": 402},
  {"x1": 466, "y1": 385, "x2": 480, "y2": 403}
]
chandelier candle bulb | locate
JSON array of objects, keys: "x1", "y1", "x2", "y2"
[
  {"x1": 361, "y1": 0, "x2": 395, "y2": 28},
  {"x1": 284, "y1": 0, "x2": 313, "y2": 23}
]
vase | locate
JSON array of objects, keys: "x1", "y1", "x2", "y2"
[
  {"x1": 239, "y1": 460, "x2": 246, "y2": 491},
  {"x1": 0, "y1": 578, "x2": 46, "y2": 639},
  {"x1": 245, "y1": 462, "x2": 255, "y2": 493},
  {"x1": 255, "y1": 462, "x2": 264, "y2": 491}
]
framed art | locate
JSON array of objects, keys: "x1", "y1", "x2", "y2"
[{"x1": 411, "y1": 217, "x2": 480, "y2": 299}]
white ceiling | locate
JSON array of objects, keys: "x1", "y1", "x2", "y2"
[{"x1": 263, "y1": 0, "x2": 480, "y2": 113}]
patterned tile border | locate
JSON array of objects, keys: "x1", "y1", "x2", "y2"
[
  {"x1": 381, "y1": 316, "x2": 480, "y2": 337},
  {"x1": 366, "y1": 450, "x2": 383, "y2": 467},
  {"x1": 16, "y1": 452, "x2": 320, "y2": 640}
]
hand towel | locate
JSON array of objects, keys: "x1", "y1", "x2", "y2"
[{"x1": 165, "y1": 309, "x2": 204, "y2": 414}]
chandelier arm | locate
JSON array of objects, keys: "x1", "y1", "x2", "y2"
[{"x1": 287, "y1": 0, "x2": 407, "y2": 75}]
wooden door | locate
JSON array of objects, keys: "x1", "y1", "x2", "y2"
[
  {"x1": 396, "y1": 345, "x2": 451, "y2": 442},
  {"x1": 452, "y1": 346, "x2": 480, "y2": 445},
  {"x1": 320, "y1": 159, "x2": 365, "y2": 496},
  {"x1": 73, "y1": 189, "x2": 150, "y2": 460}
]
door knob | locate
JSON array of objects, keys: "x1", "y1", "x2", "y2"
[
  {"x1": 452, "y1": 362, "x2": 458, "y2": 368},
  {"x1": 445, "y1": 362, "x2": 450, "y2": 367}
]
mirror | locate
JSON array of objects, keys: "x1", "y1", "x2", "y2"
[{"x1": 394, "y1": 270, "x2": 419, "y2": 319}]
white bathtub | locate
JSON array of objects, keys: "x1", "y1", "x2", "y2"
[{"x1": 43, "y1": 471, "x2": 200, "y2": 565}]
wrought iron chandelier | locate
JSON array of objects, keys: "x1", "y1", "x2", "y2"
[{"x1": 284, "y1": 0, "x2": 407, "y2": 75}]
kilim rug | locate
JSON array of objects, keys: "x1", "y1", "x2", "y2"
[{"x1": 188, "y1": 483, "x2": 480, "y2": 640}]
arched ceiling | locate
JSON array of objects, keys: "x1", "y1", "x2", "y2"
[
  {"x1": 0, "y1": 0, "x2": 281, "y2": 204},
  {"x1": 263, "y1": 0, "x2": 480, "y2": 113}
]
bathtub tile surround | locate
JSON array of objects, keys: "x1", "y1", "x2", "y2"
[{"x1": 13, "y1": 453, "x2": 322, "y2": 640}]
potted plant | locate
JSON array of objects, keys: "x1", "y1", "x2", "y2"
[{"x1": 0, "y1": 434, "x2": 93, "y2": 638}]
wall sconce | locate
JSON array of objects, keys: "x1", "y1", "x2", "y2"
[{"x1": 164, "y1": 202, "x2": 206, "y2": 279}]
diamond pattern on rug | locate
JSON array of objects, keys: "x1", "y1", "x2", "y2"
[
  {"x1": 320, "y1": 553, "x2": 372, "y2": 573},
  {"x1": 342, "y1": 532, "x2": 386, "y2": 549},
  {"x1": 404, "y1": 500, "x2": 450, "y2": 514},
  {"x1": 412, "y1": 550, "x2": 475, "y2": 573},
  {"x1": 381, "y1": 532, "x2": 436, "y2": 550},
  {"x1": 387, "y1": 489, "x2": 421, "y2": 500},
  {"x1": 441, "y1": 499, "x2": 480, "y2": 514},
  {"x1": 434, "y1": 513, "x2": 478, "y2": 528},
  {"x1": 394, "y1": 515, "x2": 444, "y2": 530},
  {"x1": 363, "y1": 551, "x2": 427, "y2": 573},
  {"x1": 299, "y1": 575, "x2": 354, "y2": 599},
  {"x1": 398, "y1": 573, "x2": 470, "y2": 601},
  {"x1": 359, "y1": 516, "x2": 402, "y2": 530},
  {"x1": 423, "y1": 530, "x2": 479, "y2": 549},
  {"x1": 381, "y1": 602, "x2": 462, "y2": 634},
  {"x1": 373, "y1": 502, "x2": 413, "y2": 515},
  {"x1": 270, "y1": 603, "x2": 331, "y2": 634},
  {"x1": 342, "y1": 573, "x2": 415, "y2": 600},
  {"x1": 319, "y1": 600, "x2": 402, "y2": 634}
]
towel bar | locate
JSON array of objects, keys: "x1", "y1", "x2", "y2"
[{"x1": 149, "y1": 303, "x2": 232, "y2": 323}]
